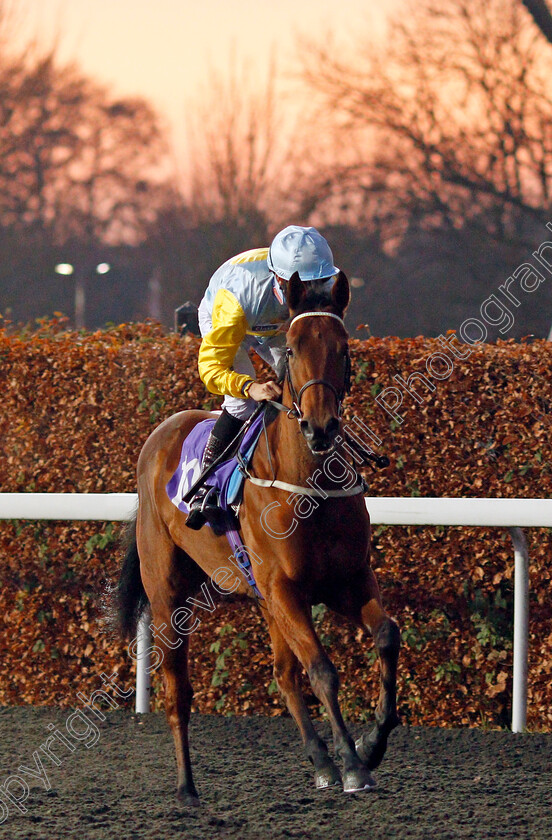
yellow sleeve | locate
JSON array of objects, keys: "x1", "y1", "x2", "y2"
[{"x1": 198, "y1": 288, "x2": 255, "y2": 398}]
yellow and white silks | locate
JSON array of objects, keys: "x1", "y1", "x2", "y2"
[{"x1": 197, "y1": 248, "x2": 290, "y2": 419}]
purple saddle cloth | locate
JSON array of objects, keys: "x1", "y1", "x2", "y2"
[{"x1": 166, "y1": 413, "x2": 266, "y2": 597}]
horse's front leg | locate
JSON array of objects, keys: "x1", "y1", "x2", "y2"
[
  {"x1": 355, "y1": 567, "x2": 401, "y2": 770},
  {"x1": 269, "y1": 578, "x2": 375, "y2": 793},
  {"x1": 265, "y1": 611, "x2": 342, "y2": 790}
]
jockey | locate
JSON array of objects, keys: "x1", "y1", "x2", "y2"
[{"x1": 186, "y1": 224, "x2": 339, "y2": 529}]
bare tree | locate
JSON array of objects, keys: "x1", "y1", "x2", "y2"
[
  {"x1": 0, "y1": 29, "x2": 175, "y2": 326},
  {"x1": 522, "y1": 0, "x2": 552, "y2": 43},
  {"x1": 301, "y1": 0, "x2": 552, "y2": 250},
  {"x1": 0, "y1": 49, "x2": 170, "y2": 245},
  {"x1": 183, "y1": 55, "x2": 297, "y2": 235}
]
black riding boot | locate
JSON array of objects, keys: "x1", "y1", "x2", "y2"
[{"x1": 185, "y1": 410, "x2": 244, "y2": 531}]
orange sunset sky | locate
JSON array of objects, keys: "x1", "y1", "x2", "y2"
[{"x1": 15, "y1": 0, "x2": 402, "y2": 161}]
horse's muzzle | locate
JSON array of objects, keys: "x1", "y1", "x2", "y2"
[{"x1": 300, "y1": 416, "x2": 340, "y2": 454}]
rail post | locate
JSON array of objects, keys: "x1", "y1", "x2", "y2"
[
  {"x1": 509, "y1": 527, "x2": 529, "y2": 733},
  {"x1": 135, "y1": 610, "x2": 151, "y2": 714}
]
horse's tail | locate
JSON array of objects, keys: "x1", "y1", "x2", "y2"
[{"x1": 116, "y1": 513, "x2": 149, "y2": 640}]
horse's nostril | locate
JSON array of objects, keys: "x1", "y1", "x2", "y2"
[
  {"x1": 325, "y1": 417, "x2": 340, "y2": 438},
  {"x1": 299, "y1": 419, "x2": 312, "y2": 438}
]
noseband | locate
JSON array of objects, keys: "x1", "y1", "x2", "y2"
[{"x1": 283, "y1": 312, "x2": 351, "y2": 420}]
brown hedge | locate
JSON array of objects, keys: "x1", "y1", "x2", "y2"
[{"x1": 0, "y1": 319, "x2": 551, "y2": 731}]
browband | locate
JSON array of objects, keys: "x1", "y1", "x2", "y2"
[{"x1": 289, "y1": 311, "x2": 345, "y2": 329}]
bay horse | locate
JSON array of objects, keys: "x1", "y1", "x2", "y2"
[{"x1": 116, "y1": 271, "x2": 400, "y2": 804}]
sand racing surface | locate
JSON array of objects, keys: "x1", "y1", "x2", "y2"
[{"x1": 0, "y1": 708, "x2": 550, "y2": 840}]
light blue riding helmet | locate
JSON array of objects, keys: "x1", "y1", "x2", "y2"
[{"x1": 267, "y1": 225, "x2": 339, "y2": 282}]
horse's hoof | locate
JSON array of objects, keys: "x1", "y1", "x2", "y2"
[
  {"x1": 356, "y1": 731, "x2": 386, "y2": 769},
  {"x1": 176, "y1": 787, "x2": 200, "y2": 807},
  {"x1": 356, "y1": 716, "x2": 400, "y2": 770},
  {"x1": 342, "y1": 766, "x2": 377, "y2": 794},
  {"x1": 314, "y1": 762, "x2": 342, "y2": 791}
]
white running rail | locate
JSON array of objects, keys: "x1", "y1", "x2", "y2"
[{"x1": 1, "y1": 493, "x2": 551, "y2": 731}]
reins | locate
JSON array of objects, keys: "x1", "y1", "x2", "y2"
[
  {"x1": 242, "y1": 310, "x2": 387, "y2": 493},
  {"x1": 184, "y1": 311, "x2": 388, "y2": 505},
  {"x1": 236, "y1": 394, "x2": 366, "y2": 498}
]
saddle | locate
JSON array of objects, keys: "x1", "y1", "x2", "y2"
[
  {"x1": 166, "y1": 413, "x2": 266, "y2": 596},
  {"x1": 167, "y1": 413, "x2": 265, "y2": 518}
]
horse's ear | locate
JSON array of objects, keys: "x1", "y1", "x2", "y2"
[
  {"x1": 331, "y1": 270, "x2": 350, "y2": 315},
  {"x1": 286, "y1": 271, "x2": 306, "y2": 315}
]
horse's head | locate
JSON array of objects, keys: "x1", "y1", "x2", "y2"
[{"x1": 283, "y1": 271, "x2": 351, "y2": 455}]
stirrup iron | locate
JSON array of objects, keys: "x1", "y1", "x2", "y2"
[{"x1": 186, "y1": 486, "x2": 217, "y2": 530}]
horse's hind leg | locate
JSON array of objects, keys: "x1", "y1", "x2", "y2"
[
  {"x1": 355, "y1": 567, "x2": 401, "y2": 770},
  {"x1": 265, "y1": 612, "x2": 342, "y2": 790},
  {"x1": 153, "y1": 546, "x2": 207, "y2": 806},
  {"x1": 138, "y1": 508, "x2": 204, "y2": 806},
  {"x1": 161, "y1": 631, "x2": 199, "y2": 806}
]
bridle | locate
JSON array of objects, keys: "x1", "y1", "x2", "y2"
[
  {"x1": 184, "y1": 313, "x2": 382, "y2": 509},
  {"x1": 280, "y1": 311, "x2": 352, "y2": 421}
]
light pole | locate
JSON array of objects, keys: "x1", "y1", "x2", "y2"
[
  {"x1": 54, "y1": 263, "x2": 82, "y2": 328},
  {"x1": 55, "y1": 262, "x2": 110, "y2": 329}
]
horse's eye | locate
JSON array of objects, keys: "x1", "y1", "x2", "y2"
[{"x1": 286, "y1": 347, "x2": 294, "y2": 358}]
